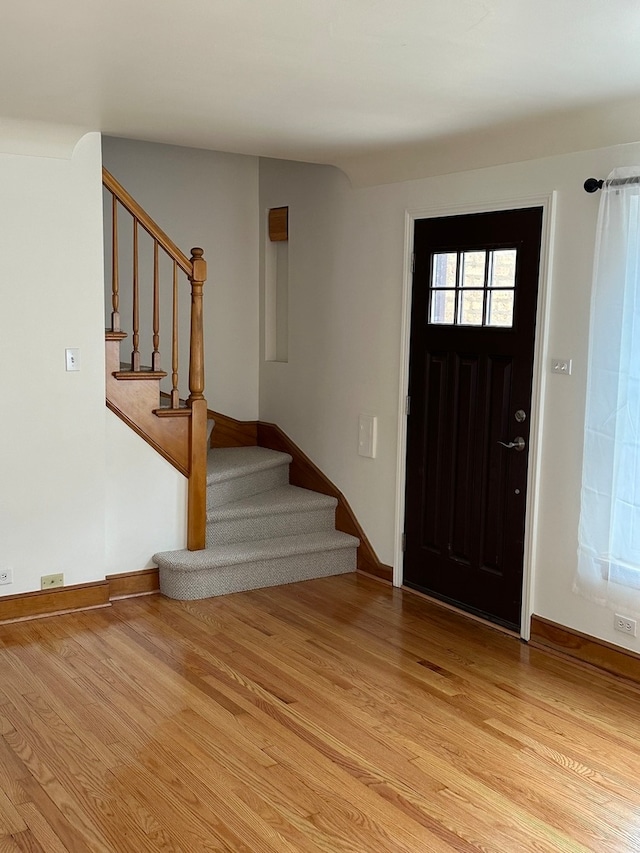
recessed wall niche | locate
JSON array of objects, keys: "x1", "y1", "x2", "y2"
[{"x1": 265, "y1": 206, "x2": 289, "y2": 363}]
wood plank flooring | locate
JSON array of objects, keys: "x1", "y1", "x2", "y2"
[{"x1": 0, "y1": 573, "x2": 639, "y2": 852}]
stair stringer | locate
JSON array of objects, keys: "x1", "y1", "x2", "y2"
[{"x1": 105, "y1": 336, "x2": 190, "y2": 477}]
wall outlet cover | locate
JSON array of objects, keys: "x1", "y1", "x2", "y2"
[
  {"x1": 41, "y1": 573, "x2": 64, "y2": 590},
  {"x1": 614, "y1": 613, "x2": 637, "y2": 637},
  {"x1": 551, "y1": 358, "x2": 572, "y2": 375},
  {"x1": 358, "y1": 413, "x2": 378, "y2": 459}
]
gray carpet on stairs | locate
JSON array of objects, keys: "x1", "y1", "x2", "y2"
[
  {"x1": 206, "y1": 485, "x2": 338, "y2": 545},
  {"x1": 206, "y1": 446, "x2": 292, "y2": 508},
  {"x1": 154, "y1": 446, "x2": 358, "y2": 600}
]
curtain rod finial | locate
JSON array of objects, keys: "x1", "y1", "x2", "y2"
[{"x1": 584, "y1": 178, "x2": 604, "y2": 193}]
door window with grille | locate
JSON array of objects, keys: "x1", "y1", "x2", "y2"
[{"x1": 429, "y1": 248, "x2": 517, "y2": 328}]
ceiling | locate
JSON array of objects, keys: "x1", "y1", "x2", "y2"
[{"x1": 4, "y1": 0, "x2": 640, "y2": 184}]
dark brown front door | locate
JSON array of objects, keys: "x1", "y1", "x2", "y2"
[{"x1": 404, "y1": 207, "x2": 543, "y2": 630}]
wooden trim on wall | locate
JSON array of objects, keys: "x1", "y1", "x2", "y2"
[
  {"x1": 0, "y1": 570, "x2": 161, "y2": 624},
  {"x1": 530, "y1": 614, "x2": 640, "y2": 686},
  {"x1": 0, "y1": 582, "x2": 110, "y2": 624},
  {"x1": 257, "y1": 422, "x2": 392, "y2": 582},
  {"x1": 208, "y1": 409, "x2": 258, "y2": 448},
  {"x1": 107, "y1": 568, "x2": 160, "y2": 599}
]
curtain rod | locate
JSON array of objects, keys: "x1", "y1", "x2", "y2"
[{"x1": 584, "y1": 176, "x2": 640, "y2": 193}]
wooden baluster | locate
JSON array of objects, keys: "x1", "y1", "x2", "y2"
[
  {"x1": 152, "y1": 239, "x2": 160, "y2": 371},
  {"x1": 187, "y1": 247, "x2": 207, "y2": 550},
  {"x1": 131, "y1": 220, "x2": 140, "y2": 371},
  {"x1": 111, "y1": 195, "x2": 120, "y2": 332},
  {"x1": 171, "y1": 260, "x2": 179, "y2": 408}
]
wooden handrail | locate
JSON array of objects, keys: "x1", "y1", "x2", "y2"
[{"x1": 102, "y1": 168, "x2": 192, "y2": 274}]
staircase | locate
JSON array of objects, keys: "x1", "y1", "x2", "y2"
[
  {"x1": 104, "y1": 168, "x2": 359, "y2": 599},
  {"x1": 153, "y1": 446, "x2": 358, "y2": 600},
  {"x1": 103, "y1": 168, "x2": 208, "y2": 551}
]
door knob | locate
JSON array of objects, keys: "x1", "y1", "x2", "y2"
[{"x1": 497, "y1": 436, "x2": 526, "y2": 452}]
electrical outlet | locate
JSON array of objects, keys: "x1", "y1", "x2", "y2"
[
  {"x1": 551, "y1": 358, "x2": 572, "y2": 376},
  {"x1": 0, "y1": 568, "x2": 12, "y2": 585},
  {"x1": 614, "y1": 614, "x2": 637, "y2": 637},
  {"x1": 41, "y1": 573, "x2": 64, "y2": 590}
]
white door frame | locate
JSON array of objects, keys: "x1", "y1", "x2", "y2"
[{"x1": 393, "y1": 193, "x2": 557, "y2": 640}]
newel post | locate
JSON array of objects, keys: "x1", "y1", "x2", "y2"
[{"x1": 187, "y1": 247, "x2": 208, "y2": 551}]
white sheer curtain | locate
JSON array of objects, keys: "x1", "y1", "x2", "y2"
[{"x1": 577, "y1": 167, "x2": 640, "y2": 615}]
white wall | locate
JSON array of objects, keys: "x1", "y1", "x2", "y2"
[
  {"x1": 105, "y1": 411, "x2": 187, "y2": 574},
  {"x1": 259, "y1": 159, "x2": 403, "y2": 568},
  {"x1": 0, "y1": 126, "x2": 203, "y2": 594},
  {"x1": 259, "y1": 141, "x2": 640, "y2": 654},
  {"x1": 0, "y1": 130, "x2": 106, "y2": 595},
  {"x1": 102, "y1": 137, "x2": 260, "y2": 420}
]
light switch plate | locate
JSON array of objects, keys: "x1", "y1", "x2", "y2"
[
  {"x1": 551, "y1": 358, "x2": 572, "y2": 376},
  {"x1": 358, "y1": 414, "x2": 377, "y2": 459},
  {"x1": 65, "y1": 348, "x2": 80, "y2": 371}
]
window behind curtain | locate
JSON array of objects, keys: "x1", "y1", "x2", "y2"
[{"x1": 577, "y1": 168, "x2": 640, "y2": 614}]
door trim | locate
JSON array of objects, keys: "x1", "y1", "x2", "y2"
[{"x1": 394, "y1": 193, "x2": 557, "y2": 640}]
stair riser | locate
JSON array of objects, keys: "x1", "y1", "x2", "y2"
[
  {"x1": 207, "y1": 464, "x2": 289, "y2": 508},
  {"x1": 159, "y1": 547, "x2": 356, "y2": 600},
  {"x1": 206, "y1": 507, "x2": 336, "y2": 547}
]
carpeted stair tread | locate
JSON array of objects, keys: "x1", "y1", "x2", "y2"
[
  {"x1": 207, "y1": 446, "x2": 292, "y2": 485},
  {"x1": 159, "y1": 444, "x2": 358, "y2": 601},
  {"x1": 208, "y1": 485, "x2": 337, "y2": 522},
  {"x1": 205, "y1": 483, "x2": 338, "y2": 546},
  {"x1": 157, "y1": 544, "x2": 356, "y2": 600},
  {"x1": 154, "y1": 530, "x2": 358, "y2": 572}
]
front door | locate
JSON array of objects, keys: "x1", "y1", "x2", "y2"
[{"x1": 403, "y1": 207, "x2": 543, "y2": 631}]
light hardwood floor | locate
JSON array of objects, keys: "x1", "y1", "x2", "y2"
[{"x1": 0, "y1": 573, "x2": 639, "y2": 852}]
